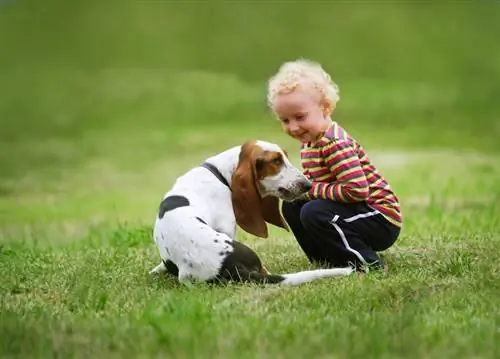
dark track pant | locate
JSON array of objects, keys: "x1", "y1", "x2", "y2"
[{"x1": 281, "y1": 199, "x2": 401, "y2": 270}]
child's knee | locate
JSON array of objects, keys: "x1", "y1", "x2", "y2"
[{"x1": 299, "y1": 201, "x2": 326, "y2": 228}]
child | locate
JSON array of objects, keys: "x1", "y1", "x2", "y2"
[{"x1": 266, "y1": 59, "x2": 402, "y2": 272}]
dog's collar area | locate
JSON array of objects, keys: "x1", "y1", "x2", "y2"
[{"x1": 200, "y1": 162, "x2": 231, "y2": 190}]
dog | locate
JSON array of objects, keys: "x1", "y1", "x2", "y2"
[{"x1": 150, "y1": 140, "x2": 354, "y2": 285}]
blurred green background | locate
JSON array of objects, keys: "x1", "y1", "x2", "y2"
[
  {"x1": 0, "y1": 0, "x2": 499, "y2": 203},
  {"x1": 1, "y1": 4, "x2": 499, "y2": 357}
]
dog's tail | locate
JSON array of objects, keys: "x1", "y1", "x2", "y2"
[
  {"x1": 235, "y1": 267, "x2": 354, "y2": 286},
  {"x1": 278, "y1": 267, "x2": 355, "y2": 285}
]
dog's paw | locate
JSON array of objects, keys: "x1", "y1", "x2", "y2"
[{"x1": 149, "y1": 262, "x2": 167, "y2": 275}]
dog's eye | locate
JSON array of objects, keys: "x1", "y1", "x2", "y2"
[{"x1": 273, "y1": 157, "x2": 283, "y2": 166}]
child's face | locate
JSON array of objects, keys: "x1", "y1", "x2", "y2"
[{"x1": 272, "y1": 88, "x2": 332, "y2": 143}]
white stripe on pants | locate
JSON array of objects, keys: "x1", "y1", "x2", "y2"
[
  {"x1": 344, "y1": 209, "x2": 380, "y2": 223},
  {"x1": 328, "y1": 208, "x2": 381, "y2": 265}
]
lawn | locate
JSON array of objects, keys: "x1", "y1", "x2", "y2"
[{"x1": 1, "y1": 2, "x2": 499, "y2": 358}]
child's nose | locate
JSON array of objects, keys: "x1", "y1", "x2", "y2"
[{"x1": 287, "y1": 122, "x2": 300, "y2": 132}]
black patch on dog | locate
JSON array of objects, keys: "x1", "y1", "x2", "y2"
[
  {"x1": 209, "y1": 240, "x2": 285, "y2": 285},
  {"x1": 162, "y1": 259, "x2": 179, "y2": 277},
  {"x1": 196, "y1": 217, "x2": 207, "y2": 225},
  {"x1": 158, "y1": 195, "x2": 190, "y2": 219}
]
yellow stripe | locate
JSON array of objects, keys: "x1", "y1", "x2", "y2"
[
  {"x1": 370, "y1": 177, "x2": 386, "y2": 188},
  {"x1": 335, "y1": 185, "x2": 346, "y2": 202},
  {"x1": 331, "y1": 155, "x2": 358, "y2": 172},
  {"x1": 303, "y1": 165, "x2": 324, "y2": 172},
  {"x1": 365, "y1": 171, "x2": 379, "y2": 181},
  {"x1": 381, "y1": 214, "x2": 402, "y2": 227},
  {"x1": 315, "y1": 173, "x2": 333, "y2": 181},
  {"x1": 313, "y1": 183, "x2": 322, "y2": 198},
  {"x1": 348, "y1": 186, "x2": 369, "y2": 201},
  {"x1": 325, "y1": 146, "x2": 352, "y2": 164},
  {"x1": 370, "y1": 188, "x2": 384, "y2": 197},
  {"x1": 337, "y1": 165, "x2": 362, "y2": 178},
  {"x1": 323, "y1": 184, "x2": 330, "y2": 198}
]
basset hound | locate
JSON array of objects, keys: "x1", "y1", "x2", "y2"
[{"x1": 150, "y1": 140, "x2": 354, "y2": 285}]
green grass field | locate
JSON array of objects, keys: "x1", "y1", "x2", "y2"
[{"x1": 1, "y1": 2, "x2": 499, "y2": 358}]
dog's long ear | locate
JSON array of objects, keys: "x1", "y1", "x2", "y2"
[
  {"x1": 261, "y1": 196, "x2": 289, "y2": 232},
  {"x1": 259, "y1": 147, "x2": 289, "y2": 232},
  {"x1": 232, "y1": 141, "x2": 269, "y2": 238}
]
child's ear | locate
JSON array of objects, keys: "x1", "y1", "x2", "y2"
[{"x1": 322, "y1": 100, "x2": 333, "y2": 116}]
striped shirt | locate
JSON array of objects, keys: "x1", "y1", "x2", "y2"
[{"x1": 301, "y1": 121, "x2": 403, "y2": 227}]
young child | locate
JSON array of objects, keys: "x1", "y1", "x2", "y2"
[{"x1": 266, "y1": 59, "x2": 403, "y2": 272}]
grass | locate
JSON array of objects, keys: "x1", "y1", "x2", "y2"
[{"x1": 1, "y1": 1, "x2": 500, "y2": 358}]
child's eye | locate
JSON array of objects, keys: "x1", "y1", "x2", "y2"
[
  {"x1": 296, "y1": 115, "x2": 305, "y2": 121},
  {"x1": 280, "y1": 118, "x2": 290, "y2": 124}
]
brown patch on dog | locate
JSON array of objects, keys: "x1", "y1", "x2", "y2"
[
  {"x1": 232, "y1": 141, "x2": 289, "y2": 238},
  {"x1": 255, "y1": 151, "x2": 285, "y2": 180}
]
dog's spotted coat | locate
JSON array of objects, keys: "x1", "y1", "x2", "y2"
[{"x1": 150, "y1": 140, "x2": 354, "y2": 285}]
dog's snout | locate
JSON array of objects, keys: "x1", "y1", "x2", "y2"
[{"x1": 278, "y1": 186, "x2": 291, "y2": 196}]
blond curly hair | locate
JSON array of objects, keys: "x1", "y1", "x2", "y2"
[{"x1": 267, "y1": 58, "x2": 340, "y2": 114}]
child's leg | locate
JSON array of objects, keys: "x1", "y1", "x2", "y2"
[
  {"x1": 282, "y1": 200, "x2": 352, "y2": 267},
  {"x1": 299, "y1": 200, "x2": 400, "y2": 270},
  {"x1": 281, "y1": 200, "x2": 332, "y2": 264}
]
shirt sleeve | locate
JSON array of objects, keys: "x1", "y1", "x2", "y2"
[{"x1": 308, "y1": 139, "x2": 369, "y2": 202}]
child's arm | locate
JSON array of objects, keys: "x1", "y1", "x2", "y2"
[{"x1": 309, "y1": 140, "x2": 369, "y2": 202}]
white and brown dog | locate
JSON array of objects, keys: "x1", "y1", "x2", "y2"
[{"x1": 150, "y1": 140, "x2": 354, "y2": 285}]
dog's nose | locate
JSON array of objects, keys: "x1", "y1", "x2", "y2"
[{"x1": 302, "y1": 179, "x2": 313, "y2": 191}]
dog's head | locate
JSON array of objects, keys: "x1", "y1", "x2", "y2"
[{"x1": 231, "y1": 140, "x2": 311, "y2": 238}]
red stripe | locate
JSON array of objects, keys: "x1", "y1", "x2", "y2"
[
  {"x1": 338, "y1": 168, "x2": 365, "y2": 181},
  {"x1": 321, "y1": 143, "x2": 340, "y2": 157},
  {"x1": 301, "y1": 149, "x2": 321, "y2": 158},
  {"x1": 302, "y1": 160, "x2": 321, "y2": 168},
  {"x1": 308, "y1": 168, "x2": 330, "y2": 177},
  {"x1": 326, "y1": 151, "x2": 357, "y2": 169}
]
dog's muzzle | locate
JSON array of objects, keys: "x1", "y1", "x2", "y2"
[{"x1": 278, "y1": 179, "x2": 312, "y2": 199}]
